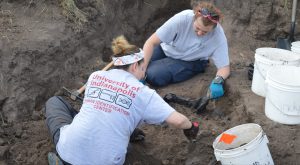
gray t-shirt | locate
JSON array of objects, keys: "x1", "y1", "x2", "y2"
[
  {"x1": 156, "y1": 10, "x2": 229, "y2": 69},
  {"x1": 57, "y1": 69, "x2": 175, "y2": 165}
]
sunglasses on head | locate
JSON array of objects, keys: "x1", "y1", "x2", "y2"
[{"x1": 199, "y1": 8, "x2": 219, "y2": 23}]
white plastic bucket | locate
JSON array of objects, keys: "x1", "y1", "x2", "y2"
[
  {"x1": 291, "y1": 47, "x2": 300, "y2": 54},
  {"x1": 291, "y1": 41, "x2": 300, "y2": 48},
  {"x1": 251, "y1": 47, "x2": 300, "y2": 97},
  {"x1": 291, "y1": 41, "x2": 300, "y2": 54},
  {"x1": 265, "y1": 66, "x2": 300, "y2": 125},
  {"x1": 213, "y1": 123, "x2": 274, "y2": 165}
]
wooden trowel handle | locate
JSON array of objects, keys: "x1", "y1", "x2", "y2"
[
  {"x1": 101, "y1": 61, "x2": 114, "y2": 71},
  {"x1": 77, "y1": 61, "x2": 114, "y2": 94},
  {"x1": 292, "y1": 0, "x2": 297, "y2": 22}
]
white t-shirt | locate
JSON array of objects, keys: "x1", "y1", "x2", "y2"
[
  {"x1": 56, "y1": 69, "x2": 175, "y2": 165},
  {"x1": 156, "y1": 10, "x2": 229, "y2": 69}
]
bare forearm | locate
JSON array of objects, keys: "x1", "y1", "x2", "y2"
[
  {"x1": 216, "y1": 65, "x2": 230, "y2": 79},
  {"x1": 143, "y1": 41, "x2": 154, "y2": 68},
  {"x1": 165, "y1": 111, "x2": 192, "y2": 129},
  {"x1": 142, "y1": 33, "x2": 161, "y2": 68}
]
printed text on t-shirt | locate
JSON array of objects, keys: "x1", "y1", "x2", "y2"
[{"x1": 90, "y1": 75, "x2": 140, "y2": 98}]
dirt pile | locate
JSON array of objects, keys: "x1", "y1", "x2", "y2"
[{"x1": 0, "y1": 0, "x2": 299, "y2": 164}]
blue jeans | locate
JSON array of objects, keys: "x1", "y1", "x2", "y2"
[
  {"x1": 146, "y1": 45, "x2": 208, "y2": 86},
  {"x1": 45, "y1": 96, "x2": 78, "y2": 146}
]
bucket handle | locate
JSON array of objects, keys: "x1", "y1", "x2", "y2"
[
  {"x1": 255, "y1": 58, "x2": 297, "y2": 78},
  {"x1": 254, "y1": 62, "x2": 267, "y2": 79},
  {"x1": 266, "y1": 95, "x2": 300, "y2": 116}
]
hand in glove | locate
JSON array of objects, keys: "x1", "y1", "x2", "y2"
[
  {"x1": 209, "y1": 75, "x2": 225, "y2": 99},
  {"x1": 130, "y1": 128, "x2": 145, "y2": 143},
  {"x1": 139, "y1": 74, "x2": 147, "y2": 85},
  {"x1": 183, "y1": 122, "x2": 199, "y2": 141}
]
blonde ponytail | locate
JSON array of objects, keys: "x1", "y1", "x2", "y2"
[{"x1": 111, "y1": 35, "x2": 137, "y2": 57}]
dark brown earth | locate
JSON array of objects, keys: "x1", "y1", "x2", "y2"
[{"x1": 0, "y1": 0, "x2": 300, "y2": 165}]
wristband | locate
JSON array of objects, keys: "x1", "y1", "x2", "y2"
[
  {"x1": 186, "y1": 122, "x2": 199, "y2": 130},
  {"x1": 213, "y1": 75, "x2": 224, "y2": 84}
]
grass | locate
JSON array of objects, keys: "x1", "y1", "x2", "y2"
[{"x1": 60, "y1": 0, "x2": 88, "y2": 31}]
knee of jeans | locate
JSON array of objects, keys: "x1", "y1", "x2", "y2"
[
  {"x1": 146, "y1": 74, "x2": 170, "y2": 87},
  {"x1": 45, "y1": 96, "x2": 57, "y2": 110},
  {"x1": 46, "y1": 96, "x2": 60, "y2": 105},
  {"x1": 146, "y1": 63, "x2": 171, "y2": 86}
]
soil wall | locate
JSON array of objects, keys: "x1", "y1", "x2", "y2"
[{"x1": 0, "y1": 0, "x2": 300, "y2": 164}]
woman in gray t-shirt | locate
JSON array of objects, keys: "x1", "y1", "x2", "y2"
[{"x1": 143, "y1": 0, "x2": 230, "y2": 99}]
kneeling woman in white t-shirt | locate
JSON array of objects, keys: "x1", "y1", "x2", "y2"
[{"x1": 45, "y1": 35, "x2": 199, "y2": 165}]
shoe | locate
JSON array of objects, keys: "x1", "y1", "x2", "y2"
[{"x1": 163, "y1": 93, "x2": 177, "y2": 103}]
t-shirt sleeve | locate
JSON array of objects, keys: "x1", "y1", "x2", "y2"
[
  {"x1": 142, "y1": 91, "x2": 175, "y2": 125},
  {"x1": 156, "y1": 13, "x2": 182, "y2": 43},
  {"x1": 211, "y1": 41, "x2": 230, "y2": 69}
]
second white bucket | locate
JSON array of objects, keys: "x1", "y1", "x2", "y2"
[
  {"x1": 265, "y1": 66, "x2": 300, "y2": 125},
  {"x1": 291, "y1": 41, "x2": 300, "y2": 54},
  {"x1": 213, "y1": 123, "x2": 274, "y2": 165},
  {"x1": 251, "y1": 47, "x2": 300, "y2": 97}
]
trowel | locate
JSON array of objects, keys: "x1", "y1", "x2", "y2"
[
  {"x1": 276, "y1": 0, "x2": 298, "y2": 50},
  {"x1": 163, "y1": 93, "x2": 211, "y2": 114},
  {"x1": 62, "y1": 86, "x2": 83, "y2": 101}
]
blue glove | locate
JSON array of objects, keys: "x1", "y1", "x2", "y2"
[
  {"x1": 139, "y1": 74, "x2": 147, "y2": 85},
  {"x1": 209, "y1": 76, "x2": 224, "y2": 99},
  {"x1": 139, "y1": 79, "x2": 146, "y2": 84}
]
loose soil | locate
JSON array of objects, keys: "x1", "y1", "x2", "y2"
[{"x1": 0, "y1": 0, "x2": 299, "y2": 165}]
